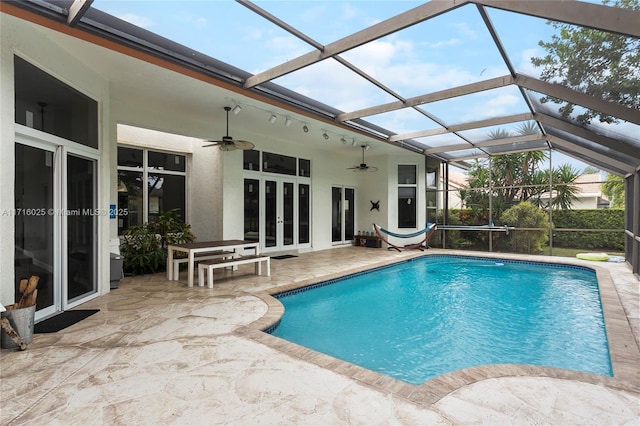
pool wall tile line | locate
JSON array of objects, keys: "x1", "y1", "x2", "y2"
[{"x1": 242, "y1": 250, "x2": 640, "y2": 405}]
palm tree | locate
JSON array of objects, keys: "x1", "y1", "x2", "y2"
[
  {"x1": 552, "y1": 164, "x2": 580, "y2": 210},
  {"x1": 601, "y1": 173, "x2": 625, "y2": 208}
]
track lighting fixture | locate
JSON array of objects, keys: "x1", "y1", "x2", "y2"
[
  {"x1": 231, "y1": 105, "x2": 242, "y2": 115},
  {"x1": 303, "y1": 124, "x2": 309, "y2": 133},
  {"x1": 284, "y1": 117, "x2": 291, "y2": 127},
  {"x1": 322, "y1": 131, "x2": 329, "y2": 140},
  {"x1": 365, "y1": 144, "x2": 370, "y2": 150},
  {"x1": 352, "y1": 139, "x2": 357, "y2": 147},
  {"x1": 269, "y1": 114, "x2": 277, "y2": 124},
  {"x1": 341, "y1": 137, "x2": 347, "y2": 144}
]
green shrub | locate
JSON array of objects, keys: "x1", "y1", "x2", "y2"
[
  {"x1": 552, "y1": 209, "x2": 624, "y2": 250},
  {"x1": 500, "y1": 202, "x2": 548, "y2": 254},
  {"x1": 120, "y1": 210, "x2": 195, "y2": 275}
]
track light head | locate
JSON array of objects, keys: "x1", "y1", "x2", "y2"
[
  {"x1": 322, "y1": 131, "x2": 329, "y2": 140},
  {"x1": 341, "y1": 137, "x2": 347, "y2": 144},
  {"x1": 269, "y1": 114, "x2": 277, "y2": 124},
  {"x1": 232, "y1": 105, "x2": 242, "y2": 115},
  {"x1": 303, "y1": 124, "x2": 309, "y2": 133},
  {"x1": 284, "y1": 117, "x2": 291, "y2": 127}
]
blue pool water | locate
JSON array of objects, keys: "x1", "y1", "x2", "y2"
[{"x1": 271, "y1": 255, "x2": 612, "y2": 385}]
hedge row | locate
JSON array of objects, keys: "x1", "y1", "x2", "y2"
[
  {"x1": 442, "y1": 208, "x2": 624, "y2": 251},
  {"x1": 551, "y1": 209, "x2": 624, "y2": 250}
]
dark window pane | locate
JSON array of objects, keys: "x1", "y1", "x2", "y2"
[
  {"x1": 148, "y1": 151, "x2": 185, "y2": 172},
  {"x1": 15, "y1": 144, "x2": 54, "y2": 311},
  {"x1": 148, "y1": 174, "x2": 185, "y2": 222},
  {"x1": 398, "y1": 187, "x2": 417, "y2": 228},
  {"x1": 332, "y1": 187, "x2": 342, "y2": 242},
  {"x1": 117, "y1": 170, "x2": 143, "y2": 234},
  {"x1": 14, "y1": 56, "x2": 98, "y2": 148},
  {"x1": 265, "y1": 180, "x2": 277, "y2": 247},
  {"x1": 345, "y1": 188, "x2": 355, "y2": 241},
  {"x1": 67, "y1": 155, "x2": 96, "y2": 301},
  {"x1": 299, "y1": 184, "x2": 310, "y2": 244},
  {"x1": 398, "y1": 165, "x2": 416, "y2": 184},
  {"x1": 263, "y1": 152, "x2": 296, "y2": 175},
  {"x1": 243, "y1": 150, "x2": 260, "y2": 171},
  {"x1": 244, "y1": 179, "x2": 259, "y2": 242},
  {"x1": 283, "y1": 182, "x2": 294, "y2": 246},
  {"x1": 299, "y1": 159, "x2": 311, "y2": 177},
  {"x1": 118, "y1": 147, "x2": 143, "y2": 168}
]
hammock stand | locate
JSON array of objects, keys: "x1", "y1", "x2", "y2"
[{"x1": 372, "y1": 223, "x2": 437, "y2": 252}]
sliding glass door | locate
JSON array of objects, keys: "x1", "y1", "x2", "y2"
[
  {"x1": 15, "y1": 138, "x2": 97, "y2": 319},
  {"x1": 332, "y1": 186, "x2": 355, "y2": 244}
]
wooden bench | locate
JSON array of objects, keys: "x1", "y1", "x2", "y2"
[
  {"x1": 172, "y1": 250, "x2": 234, "y2": 280},
  {"x1": 197, "y1": 255, "x2": 270, "y2": 288}
]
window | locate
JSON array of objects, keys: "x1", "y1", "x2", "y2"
[
  {"x1": 14, "y1": 56, "x2": 98, "y2": 148},
  {"x1": 117, "y1": 146, "x2": 187, "y2": 234},
  {"x1": 398, "y1": 165, "x2": 417, "y2": 228}
]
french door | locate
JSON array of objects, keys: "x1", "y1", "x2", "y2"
[
  {"x1": 244, "y1": 176, "x2": 310, "y2": 252},
  {"x1": 15, "y1": 134, "x2": 98, "y2": 320}
]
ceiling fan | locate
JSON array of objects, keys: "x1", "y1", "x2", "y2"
[
  {"x1": 204, "y1": 106, "x2": 255, "y2": 151},
  {"x1": 348, "y1": 145, "x2": 378, "y2": 172}
]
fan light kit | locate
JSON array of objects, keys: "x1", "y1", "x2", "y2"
[
  {"x1": 203, "y1": 106, "x2": 255, "y2": 151},
  {"x1": 348, "y1": 145, "x2": 378, "y2": 172}
]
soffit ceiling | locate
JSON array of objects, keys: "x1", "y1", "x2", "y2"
[{"x1": 9, "y1": 0, "x2": 640, "y2": 175}]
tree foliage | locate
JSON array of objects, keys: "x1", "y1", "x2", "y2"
[
  {"x1": 601, "y1": 173, "x2": 626, "y2": 208},
  {"x1": 530, "y1": 0, "x2": 640, "y2": 124},
  {"x1": 461, "y1": 122, "x2": 580, "y2": 216}
]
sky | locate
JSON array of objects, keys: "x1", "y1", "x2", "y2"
[{"x1": 91, "y1": 0, "x2": 618, "y2": 173}]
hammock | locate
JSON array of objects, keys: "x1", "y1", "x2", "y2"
[{"x1": 372, "y1": 223, "x2": 437, "y2": 252}]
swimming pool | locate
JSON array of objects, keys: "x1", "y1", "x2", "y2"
[{"x1": 270, "y1": 255, "x2": 612, "y2": 385}]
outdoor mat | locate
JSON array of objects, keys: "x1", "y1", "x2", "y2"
[
  {"x1": 271, "y1": 254, "x2": 298, "y2": 260},
  {"x1": 34, "y1": 309, "x2": 100, "y2": 333}
]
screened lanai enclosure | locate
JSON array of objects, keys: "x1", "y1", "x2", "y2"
[{"x1": 5, "y1": 0, "x2": 640, "y2": 277}]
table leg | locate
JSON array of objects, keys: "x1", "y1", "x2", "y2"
[
  {"x1": 187, "y1": 251, "x2": 195, "y2": 287},
  {"x1": 167, "y1": 247, "x2": 174, "y2": 280}
]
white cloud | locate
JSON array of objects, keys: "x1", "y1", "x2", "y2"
[
  {"x1": 115, "y1": 13, "x2": 154, "y2": 29},
  {"x1": 518, "y1": 48, "x2": 544, "y2": 77},
  {"x1": 451, "y1": 22, "x2": 478, "y2": 40}
]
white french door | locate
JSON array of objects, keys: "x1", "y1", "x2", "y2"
[
  {"x1": 244, "y1": 175, "x2": 310, "y2": 253},
  {"x1": 263, "y1": 177, "x2": 296, "y2": 252}
]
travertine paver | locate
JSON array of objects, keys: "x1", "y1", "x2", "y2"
[{"x1": 1, "y1": 247, "x2": 638, "y2": 425}]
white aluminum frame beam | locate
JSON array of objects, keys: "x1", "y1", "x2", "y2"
[
  {"x1": 472, "y1": 0, "x2": 640, "y2": 38},
  {"x1": 338, "y1": 75, "x2": 514, "y2": 122},
  {"x1": 67, "y1": 0, "x2": 93, "y2": 27},
  {"x1": 548, "y1": 135, "x2": 634, "y2": 174},
  {"x1": 516, "y1": 74, "x2": 640, "y2": 125},
  {"x1": 536, "y1": 113, "x2": 640, "y2": 159},
  {"x1": 389, "y1": 113, "x2": 533, "y2": 142},
  {"x1": 425, "y1": 134, "x2": 544, "y2": 155},
  {"x1": 243, "y1": 0, "x2": 468, "y2": 88}
]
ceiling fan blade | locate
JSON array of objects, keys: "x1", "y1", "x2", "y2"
[
  {"x1": 233, "y1": 140, "x2": 255, "y2": 150},
  {"x1": 219, "y1": 143, "x2": 239, "y2": 152}
]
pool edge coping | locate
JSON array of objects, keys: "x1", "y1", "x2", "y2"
[{"x1": 236, "y1": 250, "x2": 640, "y2": 406}]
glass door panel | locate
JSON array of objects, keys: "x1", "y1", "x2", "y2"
[
  {"x1": 15, "y1": 144, "x2": 55, "y2": 315},
  {"x1": 265, "y1": 180, "x2": 277, "y2": 248},
  {"x1": 283, "y1": 182, "x2": 294, "y2": 246},
  {"x1": 331, "y1": 187, "x2": 342, "y2": 242},
  {"x1": 66, "y1": 155, "x2": 96, "y2": 302},
  {"x1": 299, "y1": 184, "x2": 310, "y2": 244},
  {"x1": 244, "y1": 179, "x2": 259, "y2": 242},
  {"x1": 345, "y1": 188, "x2": 355, "y2": 241}
]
